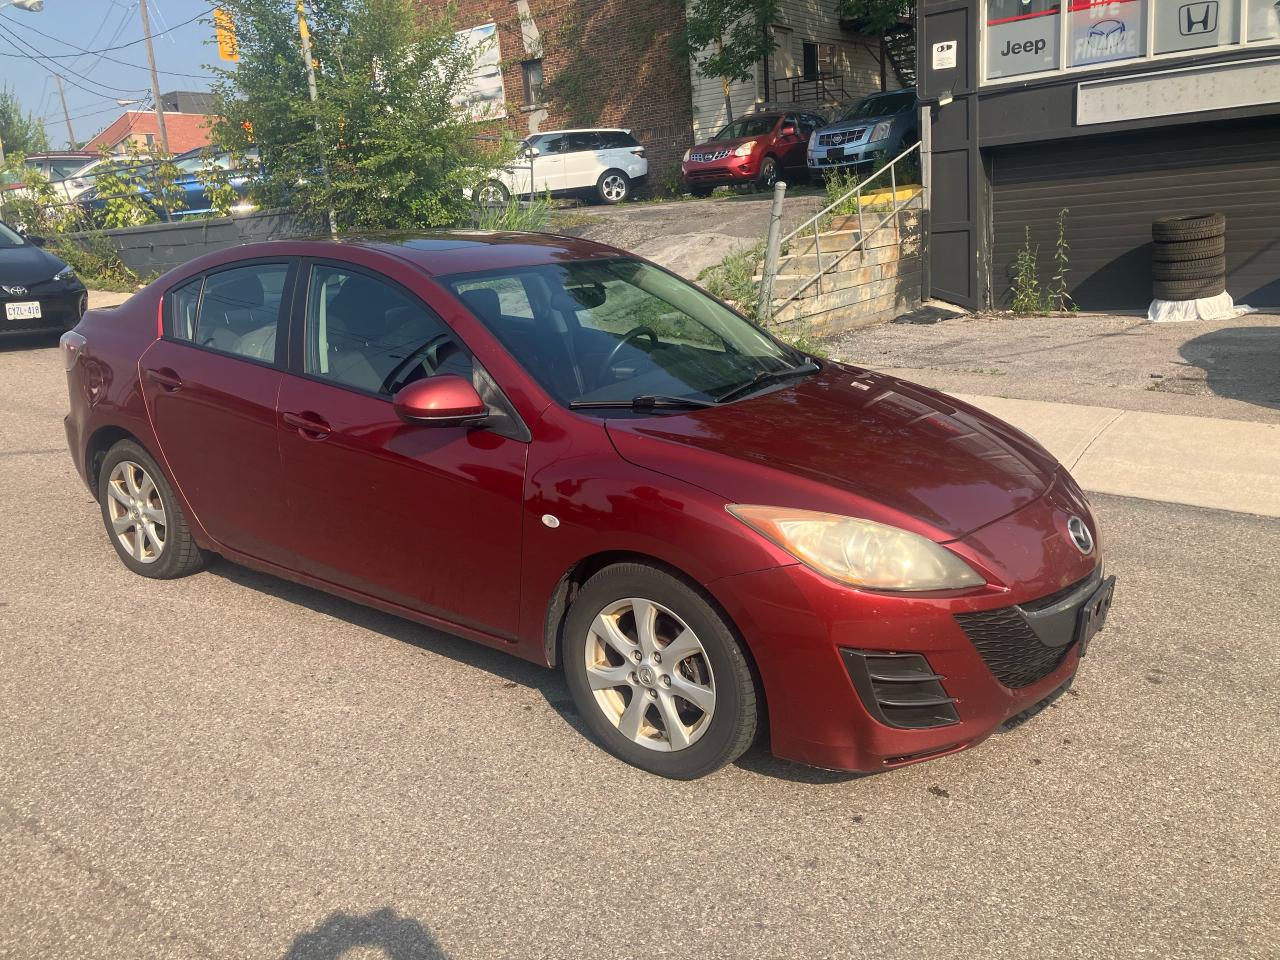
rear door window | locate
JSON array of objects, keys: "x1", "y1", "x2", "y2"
[
  {"x1": 165, "y1": 262, "x2": 290, "y2": 364},
  {"x1": 564, "y1": 132, "x2": 601, "y2": 153}
]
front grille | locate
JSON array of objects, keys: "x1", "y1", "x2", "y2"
[
  {"x1": 841, "y1": 649, "x2": 960, "y2": 729},
  {"x1": 955, "y1": 607, "x2": 1071, "y2": 688},
  {"x1": 689, "y1": 149, "x2": 730, "y2": 163},
  {"x1": 1020, "y1": 571, "x2": 1097, "y2": 612},
  {"x1": 818, "y1": 128, "x2": 865, "y2": 147}
]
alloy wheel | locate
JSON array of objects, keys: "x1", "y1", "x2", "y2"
[
  {"x1": 760, "y1": 159, "x2": 778, "y2": 188},
  {"x1": 105, "y1": 460, "x2": 167, "y2": 564},
  {"x1": 584, "y1": 597, "x2": 716, "y2": 751},
  {"x1": 601, "y1": 174, "x2": 628, "y2": 202}
]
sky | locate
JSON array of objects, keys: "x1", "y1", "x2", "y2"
[{"x1": 0, "y1": 0, "x2": 224, "y2": 148}]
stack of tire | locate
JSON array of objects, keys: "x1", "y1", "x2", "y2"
[{"x1": 1151, "y1": 213, "x2": 1227, "y2": 301}]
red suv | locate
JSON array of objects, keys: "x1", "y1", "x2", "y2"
[
  {"x1": 62, "y1": 233, "x2": 1115, "y2": 780},
  {"x1": 681, "y1": 112, "x2": 826, "y2": 195}
]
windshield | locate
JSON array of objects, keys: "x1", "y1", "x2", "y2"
[
  {"x1": 843, "y1": 91, "x2": 914, "y2": 121},
  {"x1": 712, "y1": 116, "x2": 777, "y2": 141},
  {"x1": 0, "y1": 221, "x2": 26, "y2": 248},
  {"x1": 442, "y1": 258, "x2": 805, "y2": 408}
]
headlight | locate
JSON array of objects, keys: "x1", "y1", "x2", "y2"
[
  {"x1": 53, "y1": 265, "x2": 76, "y2": 282},
  {"x1": 733, "y1": 140, "x2": 757, "y2": 157},
  {"x1": 682, "y1": 148, "x2": 691, "y2": 162},
  {"x1": 727, "y1": 505, "x2": 986, "y2": 592},
  {"x1": 868, "y1": 121, "x2": 893, "y2": 143}
]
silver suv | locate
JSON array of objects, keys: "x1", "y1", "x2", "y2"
[{"x1": 807, "y1": 89, "x2": 918, "y2": 177}]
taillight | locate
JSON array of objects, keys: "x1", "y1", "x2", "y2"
[{"x1": 60, "y1": 330, "x2": 86, "y2": 372}]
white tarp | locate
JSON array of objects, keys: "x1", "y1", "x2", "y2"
[{"x1": 1147, "y1": 290, "x2": 1256, "y2": 322}]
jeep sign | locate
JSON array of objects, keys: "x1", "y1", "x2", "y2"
[{"x1": 987, "y1": 8, "x2": 1061, "y2": 79}]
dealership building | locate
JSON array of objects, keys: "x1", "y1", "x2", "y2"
[{"x1": 918, "y1": 0, "x2": 1280, "y2": 309}]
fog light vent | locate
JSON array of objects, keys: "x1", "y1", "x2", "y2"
[{"x1": 840, "y1": 649, "x2": 960, "y2": 729}]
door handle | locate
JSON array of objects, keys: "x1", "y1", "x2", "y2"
[
  {"x1": 281, "y1": 410, "x2": 332, "y2": 440},
  {"x1": 144, "y1": 366, "x2": 183, "y2": 391}
]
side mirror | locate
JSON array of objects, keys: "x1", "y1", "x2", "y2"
[
  {"x1": 392, "y1": 375, "x2": 487, "y2": 428},
  {"x1": 26, "y1": 234, "x2": 47, "y2": 247}
]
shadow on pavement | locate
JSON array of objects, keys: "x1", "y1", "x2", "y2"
[
  {"x1": 283, "y1": 908, "x2": 448, "y2": 960},
  {"x1": 0, "y1": 332, "x2": 62, "y2": 352},
  {"x1": 1179, "y1": 325, "x2": 1280, "y2": 410}
]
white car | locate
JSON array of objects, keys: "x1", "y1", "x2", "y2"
[{"x1": 478, "y1": 129, "x2": 648, "y2": 205}]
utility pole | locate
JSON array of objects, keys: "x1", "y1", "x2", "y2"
[
  {"x1": 297, "y1": 0, "x2": 336, "y2": 234},
  {"x1": 138, "y1": 0, "x2": 170, "y2": 155},
  {"x1": 54, "y1": 74, "x2": 75, "y2": 148}
]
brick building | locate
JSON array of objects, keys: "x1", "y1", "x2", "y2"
[
  {"x1": 445, "y1": 1, "x2": 909, "y2": 187},
  {"x1": 83, "y1": 90, "x2": 215, "y2": 156}
]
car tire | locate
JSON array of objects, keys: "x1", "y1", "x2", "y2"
[
  {"x1": 596, "y1": 170, "x2": 630, "y2": 204},
  {"x1": 1150, "y1": 235, "x2": 1225, "y2": 262},
  {"x1": 755, "y1": 156, "x2": 779, "y2": 191},
  {"x1": 689, "y1": 185, "x2": 714, "y2": 198},
  {"x1": 98, "y1": 439, "x2": 206, "y2": 579},
  {"x1": 562, "y1": 562, "x2": 758, "y2": 779},
  {"x1": 1151, "y1": 255, "x2": 1226, "y2": 281},
  {"x1": 1152, "y1": 275, "x2": 1227, "y2": 301},
  {"x1": 1151, "y1": 213, "x2": 1225, "y2": 243},
  {"x1": 475, "y1": 179, "x2": 510, "y2": 206}
]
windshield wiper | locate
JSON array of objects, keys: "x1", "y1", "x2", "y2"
[
  {"x1": 715, "y1": 361, "x2": 820, "y2": 404},
  {"x1": 569, "y1": 394, "x2": 717, "y2": 411}
]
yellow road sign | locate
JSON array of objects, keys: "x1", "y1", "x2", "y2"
[{"x1": 214, "y1": 8, "x2": 238, "y2": 62}]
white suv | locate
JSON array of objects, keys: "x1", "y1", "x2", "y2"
[{"x1": 479, "y1": 129, "x2": 648, "y2": 205}]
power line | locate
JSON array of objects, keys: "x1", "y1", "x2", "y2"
[
  {"x1": 0, "y1": 17, "x2": 150, "y2": 99},
  {"x1": 3, "y1": 5, "x2": 215, "y2": 58},
  {"x1": 0, "y1": 9, "x2": 215, "y2": 80}
]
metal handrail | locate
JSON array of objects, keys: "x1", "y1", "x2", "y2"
[{"x1": 762, "y1": 141, "x2": 921, "y2": 320}]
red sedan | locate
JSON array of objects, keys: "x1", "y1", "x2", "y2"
[{"x1": 61, "y1": 234, "x2": 1114, "y2": 780}]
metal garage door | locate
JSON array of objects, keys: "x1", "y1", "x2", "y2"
[{"x1": 990, "y1": 116, "x2": 1280, "y2": 309}]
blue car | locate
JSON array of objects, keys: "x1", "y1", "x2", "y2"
[
  {"x1": 77, "y1": 149, "x2": 259, "y2": 223},
  {"x1": 807, "y1": 89, "x2": 918, "y2": 177}
]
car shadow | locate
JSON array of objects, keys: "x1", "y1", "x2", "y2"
[
  {"x1": 1178, "y1": 325, "x2": 1280, "y2": 411},
  {"x1": 282, "y1": 908, "x2": 449, "y2": 960},
  {"x1": 0, "y1": 331, "x2": 62, "y2": 352},
  {"x1": 206, "y1": 560, "x2": 835, "y2": 784}
]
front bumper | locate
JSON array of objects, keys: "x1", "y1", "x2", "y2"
[
  {"x1": 710, "y1": 475, "x2": 1109, "y2": 772},
  {"x1": 0, "y1": 283, "x2": 87, "y2": 337},
  {"x1": 682, "y1": 154, "x2": 762, "y2": 187},
  {"x1": 808, "y1": 145, "x2": 884, "y2": 172}
]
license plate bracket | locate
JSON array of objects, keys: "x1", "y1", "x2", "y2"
[
  {"x1": 1074, "y1": 575, "x2": 1116, "y2": 658},
  {"x1": 5, "y1": 300, "x2": 41, "y2": 321}
]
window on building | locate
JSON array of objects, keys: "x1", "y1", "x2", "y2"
[
  {"x1": 1247, "y1": 0, "x2": 1280, "y2": 39},
  {"x1": 522, "y1": 58, "x2": 544, "y2": 108},
  {"x1": 987, "y1": 0, "x2": 1063, "y2": 78},
  {"x1": 1154, "y1": 0, "x2": 1239, "y2": 53},
  {"x1": 801, "y1": 41, "x2": 836, "y2": 78}
]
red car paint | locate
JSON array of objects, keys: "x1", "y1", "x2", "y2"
[
  {"x1": 680, "y1": 112, "x2": 816, "y2": 191},
  {"x1": 63, "y1": 233, "x2": 1103, "y2": 773}
]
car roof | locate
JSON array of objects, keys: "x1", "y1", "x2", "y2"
[
  {"x1": 206, "y1": 231, "x2": 630, "y2": 279},
  {"x1": 529, "y1": 128, "x2": 631, "y2": 136}
]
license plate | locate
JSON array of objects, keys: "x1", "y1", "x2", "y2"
[
  {"x1": 826, "y1": 147, "x2": 845, "y2": 161},
  {"x1": 1074, "y1": 575, "x2": 1116, "y2": 657},
  {"x1": 5, "y1": 300, "x2": 41, "y2": 321}
]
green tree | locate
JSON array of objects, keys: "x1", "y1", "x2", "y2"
[
  {"x1": 0, "y1": 86, "x2": 49, "y2": 158},
  {"x1": 683, "y1": 0, "x2": 780, "y2": 122},
  {"x1": 211, "y1": 0, "x2": 507, "y2": 231},
  {"x1": 835, "y1": 0, "x2": 913, "y2": 35}
]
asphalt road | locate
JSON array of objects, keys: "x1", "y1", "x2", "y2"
[{"x1": 2, "y1": 335, "x2": 1277, "y2": 960}]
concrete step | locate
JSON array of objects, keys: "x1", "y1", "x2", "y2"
[{"x1": 763, "y1": 255, "x2": 919, "y2": 302}]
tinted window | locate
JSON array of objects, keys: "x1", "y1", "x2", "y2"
[
  {"x1": 170, "y1": 263, "x2": 288, "y2": 363},
  {"x1": 599, "y1": 131, "x2": 639, "y2": 149},
  {"x1": 536, "y1": 134, "x2": 567, "y2": 154},
  {"x1": 304, "y1": 265, "x2": 470, "y2": 395},
  {"x1": 168, "y1": 276, "x2": 203, "y2": 340},
  {"x1": 564, "y1": 132, "x2": 600, "y2": 153}
]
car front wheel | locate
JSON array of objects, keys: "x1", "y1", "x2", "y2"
[
  {"x1": 755, "y1": 156, "x2": 779, "y2": 191},
  {"x1": 596, "y1": 170, "x2": 630, "y2": 204},
  {"x1": 562, "y1": 563, "x2": 758, "y2": 779},
  {"x1": 98, "y1": 439, "x2": 205, "y2": 579}
]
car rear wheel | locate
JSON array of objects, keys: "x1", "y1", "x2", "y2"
[
  {"x1": 562, "y1": 563, "x2": 758, "y2": 779},
  {"x1": 596, "y1": 170, "x2": 630, "y2": 204},
  {"x1": 98, "y1": 439, "x2": 205, "y2": 579}
]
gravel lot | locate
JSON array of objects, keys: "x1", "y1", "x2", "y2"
[
  {"x1": 831, "y1": 309, "x2": 1280, "y2": 424},
  {"x1": 2, "y1": 335, "x2": 1277, "y2": 959}
]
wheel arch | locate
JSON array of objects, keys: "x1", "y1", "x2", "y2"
[
  {"x1": 542, "y1": 550, "x2": 770, "y2": 734},
  {"x1": 84, "y1": 424, "x2": 147, "y2": 490}
]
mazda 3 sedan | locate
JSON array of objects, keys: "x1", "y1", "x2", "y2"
[{"x1": 62, "y1": 233, "x2": 1114, "y2": 780}]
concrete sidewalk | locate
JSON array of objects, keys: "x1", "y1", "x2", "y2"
[{"x1": 955, "y1": 393, "x2": 1280, "y2": 518}]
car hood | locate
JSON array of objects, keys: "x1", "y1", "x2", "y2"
[
  {"x1": 0, "y1": 244, "x2": 65, "y2": 286},
  {"x1": 690, "y1": 135, "x2": 761, "y2": 153},
  {"x1": 604, "y1": 363, "x2": 1059, "y2": 542}
]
